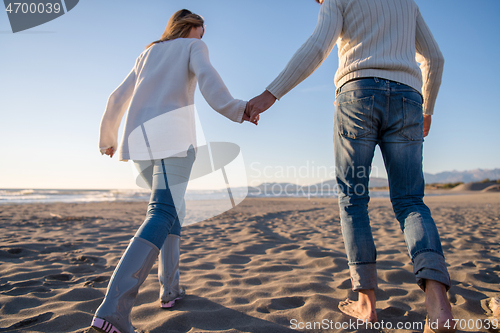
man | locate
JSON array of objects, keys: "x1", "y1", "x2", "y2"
[{"x1": 246, "y1": 0, "x2": 454, "y2": 331}]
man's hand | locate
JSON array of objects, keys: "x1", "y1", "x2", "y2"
[
  {"x1": 247, "y1": 90, "x2": 277, "y2": 122},
  {"x1": 423, "y1": 114, "x2": 431, "y2": 137}
]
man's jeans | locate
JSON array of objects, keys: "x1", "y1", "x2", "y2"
[
  {"x1": 133, "y1": 146, "x2": 195, "y2": 249},
  {"x1": 334, "y1": 78, "x2": 450, "y2": 291}
]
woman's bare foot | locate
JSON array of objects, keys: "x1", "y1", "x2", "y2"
[
  {"x1": 338, "y1": 289, "x2": 378, "y2": 322},
  {"x1": 423, "y1": 280, "x2": 455, "y2": 333}
]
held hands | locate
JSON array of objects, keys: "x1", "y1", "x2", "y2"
[
  {"x1": 243, "y1": 104, "x2": 259, "y2": 125},
  {"x1": 246, "y1": 90, "x2": 277, "y2": 123},
  {"x1": 101, "y1": 98, "x2": 269, "y2": 160},
  {"x1": 423, "y1": 114, "x2": 431, "y2": 137}
]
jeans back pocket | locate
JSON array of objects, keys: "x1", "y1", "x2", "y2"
[
  {"x1": 400, "y1": 97, "x2": 424, "y2": 141},
  {"x1": 337, "y1": 95, "x2": 374, "y2": 139}
]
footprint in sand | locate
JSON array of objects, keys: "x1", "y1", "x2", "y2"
[
  {"x1": 0, "y1": 248, "x2": 28, "y2": 258},
  {"x1": 1, "y1": 280, "x2": 52, "y2": 295},
  {"x1": 45, "y1": 274, "x2": 73, "y2": 282},
  {"x1": 7, "y1": 248, "x2": 23, "y2": 254},
  {"x1": 84, "y1": 275, "x2": 110, "y2": 287},
  {"x1": 256, "y1": 296, "x2": 305, "y2": 314},
  {"x1": 0, "y1": 312, "x2": 53, "y2": 331},
  {"x1": 219, "y1": 255, "x2": 251, "y2": 265},
  {"x1": 71, "y1": 255, "x2": 100, "y2": 263}
]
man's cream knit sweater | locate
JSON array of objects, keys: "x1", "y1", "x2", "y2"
[{"x1": 267, "y1": 0, "x2": 444, "y2": 115}]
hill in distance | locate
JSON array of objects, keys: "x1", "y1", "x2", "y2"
[{"x1": 248, "y1": 168, "x2": 500, "y2": 193}]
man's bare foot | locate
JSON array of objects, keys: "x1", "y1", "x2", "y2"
[
  {"x1": 423, "y1": 280, "x2": 455, "y2": 333},
  {"x1": 338, "y1": 289, "x2": 377, "y2": 322}
]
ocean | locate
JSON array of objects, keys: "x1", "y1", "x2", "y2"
[{"x1": 0, "y1": 188, "x2": 395, "y2": 205}]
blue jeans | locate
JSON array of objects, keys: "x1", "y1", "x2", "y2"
[
  {"x1": 133, "y1": 146, "x2": 195, "y2": 249},
  {"x1": 334, "y1": 78, "x2": 450, "y2": 291}
]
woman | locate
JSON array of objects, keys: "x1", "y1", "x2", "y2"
[{"x1": 91, "y1": 9, "x2": 256, "y2": 333}]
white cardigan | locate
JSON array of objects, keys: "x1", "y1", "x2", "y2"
[
  {"x1": 99, "y1": 38, "x2": 246, "y2": 161},
  {"x1": 267, "y1": 0, "x2": 444, "y2": 115}
]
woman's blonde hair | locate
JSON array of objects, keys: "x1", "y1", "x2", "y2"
[{"x1": 146, "y1": 9, "x2": 204, "y2": 49}]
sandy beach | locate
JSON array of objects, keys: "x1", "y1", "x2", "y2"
[{"x1": 1, "y1": 192, "x2": 499, "y2": 333}]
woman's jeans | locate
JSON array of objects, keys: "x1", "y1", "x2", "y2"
[
  {"x1": 334, "y1": 78, "x2": 450, "y2": 291},
  {"x1": 133, "y1": 147, "x2": 195, "y2": 249}
]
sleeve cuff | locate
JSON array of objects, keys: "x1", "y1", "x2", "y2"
[
  {"x1": 265, "y1": 85, "x2": 283, "y2": 101},
  {"x1": 423, "y1": 104, "x2": 434, "y2": 115},
  {"x1": 236, "y1": 101, "x2": 246, "y2": 123},
  {"x1": 99, "y1": 146, "x2": 114, "y2": 155}
]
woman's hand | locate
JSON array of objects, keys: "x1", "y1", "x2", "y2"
[
  {"x1": 104, "y1": 147, "x2": 115, "y2": 158},
  {"x1": 243, "y1": 104, "x2": 259, "y2": 125}
]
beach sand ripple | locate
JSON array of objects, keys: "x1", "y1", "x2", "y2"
[{"x1": 0, "y1": 193, "x2": 499, "y2": 332}]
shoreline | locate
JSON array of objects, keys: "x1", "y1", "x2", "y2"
[{"x1": 0, "y1": 188, "x2": 486, "y2": 207}]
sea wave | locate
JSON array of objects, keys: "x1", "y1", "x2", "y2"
[
  {"x1": 0, "y1": 188, "x2": 392, "y2": 205},
  {"x1": 0, "y1": 189, "x2": 151, "y2": 204}
]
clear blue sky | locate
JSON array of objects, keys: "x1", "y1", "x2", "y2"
[{"x1": 1, "y1": 0, "x2": 499, "y2": 189}]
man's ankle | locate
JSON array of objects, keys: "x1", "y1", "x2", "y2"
[{"x1": 358, "y1": 289, "x2": 376, "y2": 307}]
